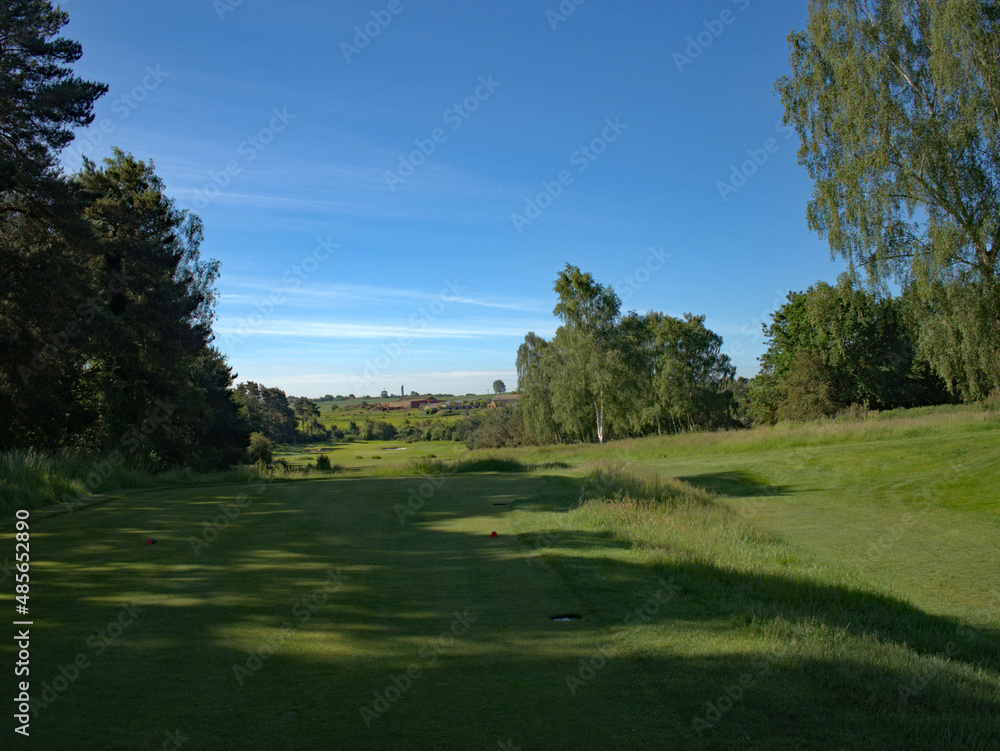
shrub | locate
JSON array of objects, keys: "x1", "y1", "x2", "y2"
[
  {"x1": 315, "y1": 454, "x2": 332, "y2": 471},
  {"x1": 246, "y1": 432, "x2": 274, "y2": 464}
]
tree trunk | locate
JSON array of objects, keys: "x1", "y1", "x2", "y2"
[{"x1": 595, "y1": 393, "x2": 605, "y2": 444}]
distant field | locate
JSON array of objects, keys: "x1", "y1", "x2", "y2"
[
  {"x1": 3, "y1": 404, "x2": 997, "y2": 749},
  {"x1": 273, "y1": 439, "x2": 468, "y2": 469},
  {"x1": 315, "y1": 396, "x2": 493, "y2": 430}
]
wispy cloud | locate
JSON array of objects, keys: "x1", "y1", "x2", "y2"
[
  {"x1": 213, "y1": 319, "x2": 532, "y2": 340},
  {"x1": 219, "y1": 281, "x2": 550, "y2": 314},
  {"x1": 261, "y1": 369, "x2": 517, "y2": 388}
]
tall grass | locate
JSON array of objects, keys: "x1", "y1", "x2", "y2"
[
  {"x1": 0, "y1": 449, "x2": 266, "y2": 517},
  {"x1": 0, "y1": 447, "x2": 559, "y2": 518},
  {"x1": 560, "y1": 460, "x2": 1000, "y2": 673}
]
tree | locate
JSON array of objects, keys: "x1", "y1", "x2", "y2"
[
  {"x1": 644, "y1": 313, "x2": 735, "y2": 432},
  {"x1": 178, "y1": 347, "x2": 249, "y2": 471},
  {"x1": 0, "y1": 1, "x2": 107, "y2": 451},
  {"x1": 778, "y1": 0, "x2": 1000, "y2": 399},
  {"x1": 293, "y1": 397, "x2": 320, "y2": 437},
  {"x1": 74, "y1": 150, "x2": 220, "y2": 462},
  {"x1": 380, "y1": 389, "x2": 389, "y2": 398},
  {"x1": 246, "y1": 432, "x2": 273, "y2": 465},
  {"x1": 517, "y1": 332, "x2": 560, "y2": 443},
  {"x1": 234, "y1": 382, "x2": 296, "y2": 443},
  {"x1": 516, "y1": 266, "x2": 730, "y2": 443},
  {"x1": 551, "y1": 264, "x2": 636, "y2": 443},
  {"x1": 0, "y1": 1, "x2": 107, "y2": 207},
  {"x1": 749, "y1": 278, "x2": 951, "y2": 424},
  {"x1": 493, "y1": 379, "x2": 506, "y2": 394}
]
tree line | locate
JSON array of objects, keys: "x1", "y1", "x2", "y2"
[
  {"x1": 516, "y1": 265, "x2": 738, "y2": 444},
  {"x1": 3, "y1": 1, "x2": 996, "y2": 464},
  {"x1": 1, "y1": 3, "x2": 245, "y2": 469}
]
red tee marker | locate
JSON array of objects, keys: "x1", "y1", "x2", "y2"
[
  {"x1": 146, "y1": 538, "x2": 157, "y2": 545},
  {"x1": 491, "y1": 531, "x2": 498, "y2": 538}
]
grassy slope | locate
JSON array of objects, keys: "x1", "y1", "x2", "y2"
[
  {"x1": 2, "y1": 406, "x2": 998, "y2": 749},
  {"x1": 514, "y1": 407, "x2": 1000, "y2": 626},
  {"x1": 272, "y1": 439, "x2": 468, "y2": 469}
]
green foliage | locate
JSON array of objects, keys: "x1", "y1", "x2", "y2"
[
  {"x1": 492, "y1": 379, "x2": 506, "y2": 394},
  {"x1": 518, "y1": 266, "x2": 735, "y2": 443},
  {"x1": 778, "y1": 0, "x2": 1000, "y2": 398},
  {"x1": 0, "y1": 7, "x2": 251, "y2": 472},
  {"x1": 517, "y1": 332, "x2": 561, "y2": 443},
  {"x1": 314, "y1": 454, "x2": 332, "y2": 471},
  {"x1": 395, "y1": 424, "x2": 423, "y2": 443},
  {"x1": 642, "y1": 311, "x2": 736, "y2": 433},
  {"x1": 458, "y1": 407, "x2": 524, "y2": 450},
  {"x1": 0, "y1": 1, "x2": 107, "y2": 196},
  {"x1": 776, "y1": 351, "x2": 837, "y2": 422},
  {"x1": 234, "y1": 382, "x2": 297, "y2": 443},
  {"x1": 246, "y1": 432, "x2": 273, "y2": 465},
  {"x1": 362, "y1": 420, "x2": 397, "y2": 441},
  {"x1": 0, "y1": 2, "x2": 107, "y2": 451},
  {"x1": 293, "y1": 397, "x2": 322, "y2": 437},
  {"x1": 750, "y1": 278, "x2": 951, "y2": 424}
]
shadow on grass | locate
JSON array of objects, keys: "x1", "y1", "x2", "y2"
[
  {"x1": 3, "y1": 474, "x2": 997, "y2": 751},
  {"x1": 679, "y1": 469, "x2": 794, "y2": 498}
]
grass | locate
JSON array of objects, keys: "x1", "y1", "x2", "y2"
[
  {"x1": 1, "y1": 404, "x2": 998, "y2": 748},
  {"x1": 315, "y1": 394, "x2": 497, "y2": 431},
  {"x1": 272, "y1": 439, "x2": 468, "y2": 469},
  {"x1": 0, "y1": 449, "x2": 267, "y2": 517}
]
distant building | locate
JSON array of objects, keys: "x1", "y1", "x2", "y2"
[
  {"x1": 379, "y1": 396, "x2": 441, "y2": 410},
  {"x1": 488, "y1": 394, "x2": 519, "y2": 409}
]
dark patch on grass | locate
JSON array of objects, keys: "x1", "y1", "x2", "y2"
[{"x1": 679, "y1": 469, "x2": 792, "y2": 498}]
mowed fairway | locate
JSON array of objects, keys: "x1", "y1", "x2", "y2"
[
  {"x1": 3, "y1": 412, "x2": 1000, "y2": 750},
  {"x1": 3, "y1": 474, "x2": 674, "y2": 750}
]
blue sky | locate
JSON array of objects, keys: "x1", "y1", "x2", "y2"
[{"x1": 62, "y1": 0, "x2": 846, "y2": 397}]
